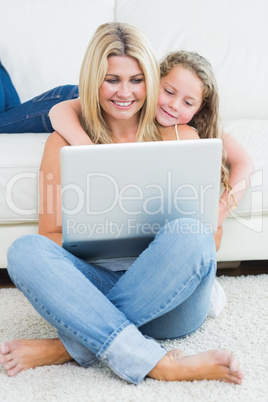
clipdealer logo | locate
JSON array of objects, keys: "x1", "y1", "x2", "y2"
[
  {"x1": 4, "y1": 169, "x2": 264, "y2": 233},
  {"x1": 62, "y1": 171, "x2": 214, "y2": 216},
  {"x1": 65, "y1": 217, "x2": 214, "y2": 238}
]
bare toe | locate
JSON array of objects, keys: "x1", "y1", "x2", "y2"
[
  {"x1": 4, "y1": 359, "x2": 17, "y2": 371},
  {"x1": 0, "y1": 355, "x2": 7, "y2": 364},
  {"x1": 6, "y1": 365, "x2": 23, "y2": 377},
  {"x1": 0, "y1": 342, "x2": 9, "y2": 355},
  {"x1": 230, "y1": 353, "x2": 240, "y2": 373}
]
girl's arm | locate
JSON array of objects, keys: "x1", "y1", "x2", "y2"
[
  {"x1": 218, "y1": 132, "x2": 255, "y2": 227},
  {"x1": 38, "y1": 131, "x2": 70, "y2": 245},
  {"x1": 214, "y1": 225, "x2": 223, "y2": 252},
  {"x1": 49, "y1": 98, "x2": 93, "y2": 145}
]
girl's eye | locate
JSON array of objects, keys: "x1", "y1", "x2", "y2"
[
  {"x1": 164, "y1": 89, "x2": 173, "y2": 95},
  {"x1": 185, "y1": 101, "x2": 193, "y2": 106}
]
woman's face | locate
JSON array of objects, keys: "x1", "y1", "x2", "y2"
[
  {"x1": 156, "y1": 65, "x2": 204, "y2": 127},
  {"x1": 99, "y1": 55, "x2": 146, "y2": 126}
]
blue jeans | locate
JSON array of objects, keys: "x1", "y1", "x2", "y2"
[
  {"x1": 0, "y1": 61, "x2": 20, "y2": 112},
  {"x1": 0, "y1": 61, "x2": 78, "y2": 133},
  {"x1": 7, "y1": 218, "x2": 216, "y2": 384},
  {"x1": 0, "y1": 85, "x2": 79, "y2": 133}
]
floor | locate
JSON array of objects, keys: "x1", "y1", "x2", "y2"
[
  {"x1": 0, "y1": 260, "x2": 267, "y2": 288},
  {"x1": 0, "y1": 269, "x2": 15, "y2": 288},
  {"x1": 217, "y1": 259, "x2": 268, "y2": 276}
]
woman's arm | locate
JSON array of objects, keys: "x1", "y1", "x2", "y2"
[
  {"x1": 218, "y1": 132, "x2": 255, "y2": 227},
  {"x1": 38, "y1": 132, "x2": 70, "y2": 246},
  {"x1": 49, "y1": 98, "x2": 93, "y2": 145}
]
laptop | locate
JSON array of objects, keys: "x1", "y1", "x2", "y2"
[{"x1": 60, "y1": 139, "x2": 222, "y2": 259}]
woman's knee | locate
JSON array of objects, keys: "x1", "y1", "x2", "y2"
[
  {"x1": 161, "y1": 217, "x2": 210, "y2": 235},
  {"x1": 158, "y1": 218, "x2": 216, "y2": 267},
  {"x1": 7, "y1": 234, "x2": 51, "y2": 278},
  {"x1": 160, "y1": 218, "x2": 214, "y2": 246}
]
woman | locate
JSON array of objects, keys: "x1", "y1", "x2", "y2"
[{"x1": 0, "y1": 23, "x2": 243, "y2": 385}]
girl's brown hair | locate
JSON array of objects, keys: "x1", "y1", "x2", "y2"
[{"x1": 160, "y1": 50, "x2": 231, "y2": 193}]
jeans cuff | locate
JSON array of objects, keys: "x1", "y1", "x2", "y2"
[
  {"x1": 58, "y1": 331, "x2": 97, "y2": 367},
  {"x1": 99, "y1": 323, "x2": 167, "y2": 384}
]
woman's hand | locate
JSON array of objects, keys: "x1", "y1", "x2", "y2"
[{"x1": 214, "y1": 226, "x2": 223, "y2": 251}]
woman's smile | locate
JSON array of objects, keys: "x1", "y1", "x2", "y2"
[{"x1": 110, "y1": 100, "x2": 136, "y2": 109}]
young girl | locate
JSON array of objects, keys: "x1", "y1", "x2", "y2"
[
  {"x1": 0, "y1": 22, "x2": 243, "y2": 385},
  {"x1": 157, "y1": 51, "x2": 254, "y2": 227},
  {"x1": 49, "y1": 50, "x2": 254, "y2": 228}
]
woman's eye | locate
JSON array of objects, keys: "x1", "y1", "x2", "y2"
[
  {"x1": 131, "y1": 78, "x2": 143, "y2": 84},
  {"x1": 107, "y1": 79, "x2": 119, "y2": 84}
]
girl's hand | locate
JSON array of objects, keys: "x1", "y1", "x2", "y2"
[{"x1": 214, "y1": 226, "x2": 223, "y2": 251}]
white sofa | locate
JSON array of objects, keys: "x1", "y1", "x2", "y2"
[{"x1": 0, "y1": 0, "x2": 268, "y2": 269}]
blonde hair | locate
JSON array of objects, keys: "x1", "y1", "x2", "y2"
[
  {"x1": 160, "y1": 50, "x2": 232, "y2": 194},
  {"x1": 79, "y1": 22, "x2": 161, "y2": 143}
]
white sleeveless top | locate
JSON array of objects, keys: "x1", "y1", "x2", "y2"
[
  {"x1": 175, "y1": 124, "x2": 180, "y2": 140},
  {"x1": 175, "y1": 124, "x2": 198, "y2": 140},
  {"x1": 175, "y1": 124, "x2": 180, "y2": 141}
]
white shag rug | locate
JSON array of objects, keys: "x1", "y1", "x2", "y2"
[{"x1": 0, "y1": 275, "x2": 267, "y2": 402}]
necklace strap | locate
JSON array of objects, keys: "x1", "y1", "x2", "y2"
[{"x1": 175, "y1": 124, "x2": 179, "y2": 140}]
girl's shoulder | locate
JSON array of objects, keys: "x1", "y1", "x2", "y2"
[{"x1": 178, "y1": 124, "x2": 200, "y2": 140}]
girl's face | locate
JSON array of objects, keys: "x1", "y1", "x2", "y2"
[
  {"x1": 156, "y1": 65, "x2": 204, "y2": 127},
  {"x1": 99, "y1": 55, "x2": 146, "y2": 125}
]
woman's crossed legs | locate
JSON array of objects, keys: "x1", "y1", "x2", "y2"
[{"x1": 0, "y1": 219, "x2": 243, "y2": 384}]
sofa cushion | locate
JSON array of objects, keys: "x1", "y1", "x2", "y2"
[
  {"x1": 116, "y1": 0, "x2": 268, "y2": 121},
  {"x1": 0, "y1": 0, "x2": 114, "y2": 103},
  {"x1": 0, "y1": 134, "x2": 49, "y2": 223}
]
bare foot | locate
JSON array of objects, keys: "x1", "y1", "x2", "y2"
[
  {"x1": 0, "y1": 338, "x2": 72, "y2": 376},
  {"x1": 148, "y1": 349, "x2": 244, "y2": 385}
]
